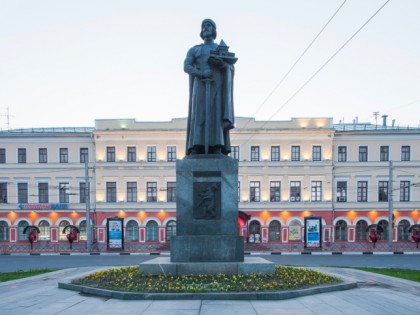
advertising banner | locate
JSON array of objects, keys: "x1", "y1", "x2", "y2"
[
  {"x1": 288, "y1": 225, "x2": 301, "y2": 241},
  {"x1": 107, "y1": 217, "x2": 124, "y2": 250},
  {"x1": 304, "y1": 216, "x2": 322, "y2": 249}
]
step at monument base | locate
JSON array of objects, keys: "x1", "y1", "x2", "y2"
[{"x1": 139, "y1": 257, "x2": 275, "y2": 276}]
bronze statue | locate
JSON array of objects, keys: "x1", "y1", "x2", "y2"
[{"x1": 184, "y1": 19, "x2": 237, "y2": 155}]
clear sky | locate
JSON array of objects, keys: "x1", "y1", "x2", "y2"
[{"x1": 1, "y1": 0, "x2": 419, "y2": 129}]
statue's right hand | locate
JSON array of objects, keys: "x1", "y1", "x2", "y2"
[{"x1": 202, "y1": 69, "x2": 212, "y2": 78}]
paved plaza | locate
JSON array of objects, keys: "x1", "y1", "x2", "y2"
[{"x1": 0, "y1": 266, "x2": 419, "y2": 315}]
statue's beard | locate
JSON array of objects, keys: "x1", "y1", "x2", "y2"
[{"x1": 203, "y1": 31, "x2": 213, "y2": 39}]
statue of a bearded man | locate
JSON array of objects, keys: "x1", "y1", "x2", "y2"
[{"x1": 184, "y1": 19, "x2": 237, "y2": 156}]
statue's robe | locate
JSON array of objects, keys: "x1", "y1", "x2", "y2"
[{"x1": 184, "y1": 42, "x2": 235, "y2": 155}]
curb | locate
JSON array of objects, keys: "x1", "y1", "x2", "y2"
[
  {"x1": 0, "y1": 252, "x2": 171, "y2": 256},
  {"x1": 269, "y1": 251, "x2": 420, "y2": 255},
  {"x1": 58, "y1": 281, "x2": 357, "y2": 301},
  {"x1": 1, "y1": 251, "x2": 419, "y2": 256}
]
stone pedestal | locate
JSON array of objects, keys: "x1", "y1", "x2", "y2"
[
  {"x1": 141, "y1": 257, "x2": 275, "y2": 276},
  {"x1": 170, "y1": 155, "x2": 244, "y2": 263}
]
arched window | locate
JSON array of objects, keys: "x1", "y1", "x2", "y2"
[
  {"x1": 378, "y1": 219, "x2": 388, "y2": 241},
  {"x1": 126, "y1": 220, "x2": 139, "y2": 241},
  {"x1": 249, "y1": 220, "x2": 261, "y2": 243},
  {"x1": 356, "y1": 220, "x2": 368, "y2": 241},
  {"x1": 18, "y1": 221, "x2": 29, "y2": 241},
  {"x1": 79, "y1": 220, "x2": 86, "y2": 240},
  {"x1": 335, "y1": 220, "x2": 347, "y2": 241},
  {"x1": 59, "y1": 220, "x2": 70, "y2": 241},
  {"x1": 146, "y1": 221, "x2": 158, "y2": 241},
  {"x1": 288, "y1": 219, "x2": 301, "y2": 241},
  {"x1": 166, "y1": 220, "x2": 176, "y2": 241},
  {"x1": 38, "y1": 220, "x2": 50, "y2": 241},
  {"x1": 398, "y1": 220, "x2": 410, "y2": 241},
  {"x1": 269, "y1": 220, "x2": 281, "y2": 241},
  {"x1": 0, "y1": 221, "x2": 8, "y2": 241}
]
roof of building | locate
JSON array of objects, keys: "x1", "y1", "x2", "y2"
[
  {"x1": 0, "y1": 127, "x2": 94, "y2": 135},
  {"x1": 333, "y1": 123, "x2": 420, "y2": 133},
  {"x1": 2, "y1": 118, "x2": 420, "y2": 135}
]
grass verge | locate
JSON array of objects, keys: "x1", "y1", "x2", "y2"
[
  {"x1": 71, "y1": 265, "x2": 341, "y2": 293},
  {"x1": 355, "y1": 268, "x2": 420, "y2": 283},
  {"x1": 0, "y1": 268, "x2": 60, "y2": 283}
]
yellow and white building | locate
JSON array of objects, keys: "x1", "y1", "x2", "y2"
[{"x1": 0, "y1": 117, "x2": 419, "y2": 252}]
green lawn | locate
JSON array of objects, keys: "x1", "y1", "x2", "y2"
[
  {"x1": 355, "y1": 268, "x2": 420, "y2": 283},
  {"x1": 0, "y1": 268, "x2": 60, "y2": 283}
]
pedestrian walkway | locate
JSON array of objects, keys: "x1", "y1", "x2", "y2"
[{"x1": 0, "y1": 266, "x2": 419, "y2": 314}]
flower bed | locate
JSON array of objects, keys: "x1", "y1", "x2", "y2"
[{"x1": 71, "y1": 265, "x2": 340, "y2": 293}]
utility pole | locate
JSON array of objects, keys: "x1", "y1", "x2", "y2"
[
  {"x1": 373, "y1": 112, "x2": 379, "y2": 129},
  {"x1": 0, "y1": 107, "x2": 12, "y2": 130},
  {"x1": 85, "y1": 160, "x2": 91, "y2": 251},
  {"x1": 388, "y1": 160, "x2": 394, "y2": 249}
]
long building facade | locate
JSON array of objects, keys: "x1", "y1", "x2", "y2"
[{"x1": 0, "y1": 117, "x2": 419, "y2": 252}]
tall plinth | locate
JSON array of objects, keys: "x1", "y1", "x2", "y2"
[{"x1": 170, "y1": 155, "x2": 244, "y2": 263}]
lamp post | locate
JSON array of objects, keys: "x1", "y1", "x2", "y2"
[
  {"x1": 85, "y1": 160, "x2": 91, "y2": 251},
  {"x1": 388, "y1": 160, "x2": 394, "y2": 249}
]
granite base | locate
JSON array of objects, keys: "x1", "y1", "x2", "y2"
[{"x1": 140, "y1": 257, "x2": 275, "y2": 276}]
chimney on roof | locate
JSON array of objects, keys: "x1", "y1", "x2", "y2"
[{"x1": 382, "y1": 115, "x2": 388, "y2": 127}]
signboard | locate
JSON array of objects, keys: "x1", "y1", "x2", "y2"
[
  {"x1": 289, "y1": 225, "x2": 301, "y2": 241},
  {"x1": 18, "y1": 203, "x2": 68, "y2": 210},
  {"x1": 304, "y1": 216, "x2": 322, "y2": 249},
  {"x1": 107, "y1": 217, "x2": 124, "y2": 250}
]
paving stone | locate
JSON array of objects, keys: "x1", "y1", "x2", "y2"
[
  {"x1": 1, "y1": 266, "x2": 420, "y2": 315},
  {"x1": 145, "y1": 300, "x2": 201, "y2": 310}
]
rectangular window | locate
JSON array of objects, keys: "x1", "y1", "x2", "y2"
[
  {"x1": 357, "y1": 181, "x2": 368, "y2": 202},
  {"x1": 18, "y1": 148, "x2": 26, "y2": 163},
  {"x1": 291, "y1": 146, "x2": 300, "y2": 161},
  {"x1": 0, "y1": 183, "x2": 7, "y2": 203},
  {"x1": 400, "y1": 181, "x2": 410, "y2": 202},
  {"x1": 336, "y1": 181, "x2": 347, "y2": 202},
  {"x1": 38, "y1": 183, "x2": 49, "y2": 203},
  {"x1": 250, "y1": 146, "x2": 260, "y2": 161},
  {"x1": 80, "y1": 148, "x2": 89, "y2": 163},
  {"x1": 106, "y1": 146, "x2": 116, "y2": 162},
  {"x1": 167, "y1": 146, "x2": 177, "y2": 162},
  {"x1": 290, "y1": 181, "x2": 301, "y2": 202},
  {"x1": 378, "y1": 181, "x2": 388, "y2": 202},
  {"x1": 380, "y1": 146, "x2": 389, "y2": 162},
  {"x1": 127, "y1": 182, "x2": 137, "y2": 202},
  {"x1": 18, "y1": 183, "x2": 28, "y2": 204},
  {"x1": 271, "y1": 146, "x2": 280, "y2": 161},
  {"x1": 167, "y1": 182, "x2": 176, "y2": 202},
  {"x1": 0, "y1": 148, "x2": 5, "y2": 163},
  {"x1": 39, "y1": 148, "x2": 47, "y2": 163},
  {"x1": 338, "y1": 146, "x2": 347, "y2": 162},
  {"x1": 270, "y1": 181, "x2": 281, "y2": 202},
  {"x1": 59, "y1": 148, "x2": 68, "y2": 163},
  {"x1": 230, "y1": 146, "x2": 239, "y2": 160},
  {"x1": 127, "y1": 146, "x2": 136, "y2": 162},
  {"x1": 59, "y1": 182, "x2": 70, "y2": 203},
  {"x1": 401, "y1": 146, "x2": 410, "y2": 161},
  {"x1": 249, "y1": 181, "x2": 260, "y2": 202},
  {"x1": 312, "y1": 146, "x2": 321, "y2": 161},
  {"x1": 79, "y1": 182, "x2": 87, "y2": 204},
  {"x1": 311, "y1": 181, "x2": 322, "y2": 202},
  {"x1": 106, "y1": 182, "x2": 117, "y2": 202},
  {"x1": 147, "y1": 182, "x2": 157, "y2": 202},
  {"x1": 147, "y1": 146, "x2": 156, "y2": 162},
  {"x1": 359, "y1": 146, "x2": 368, "y2": 162}
]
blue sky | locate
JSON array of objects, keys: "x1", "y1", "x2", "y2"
[{"x1": 1, "y1": 0, "x2": 419, "y2": 129}]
